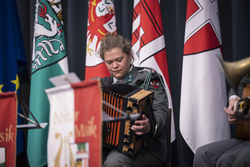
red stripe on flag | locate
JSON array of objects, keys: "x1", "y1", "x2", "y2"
[
  {"x1": 141, "y1": 0, "x2": 162, "y2": 35},
  {"x1": 186, "y1": 0, "x2": 200, "y2": 20},
  {"x1": 184, "y1": 23, "x2": 220, "y2": 55},
  {"x1": 154, "y1": 49, "x2": 171, "y2": 88},
  {"x1": 85, "y1": 63, "x2": 110, "y2": 80}
]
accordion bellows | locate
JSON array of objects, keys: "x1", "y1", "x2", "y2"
[{"x1": 102, "y1": 84, "x2": 155, "y2": 156}]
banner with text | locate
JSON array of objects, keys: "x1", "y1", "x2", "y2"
[
  {"x1": 46, "y1": 79, "x2": 102, "y2": 167},
  {"x1": 0, "y1": 92, "x2": 17, "y2": 167}
]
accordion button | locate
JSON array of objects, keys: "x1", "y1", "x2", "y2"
[
  {"x1": 127, "y1": 107, "x2": 132, "y2": 113},
  {"x1": 132, "y1": 103, "x2": 137, "y2": 108},
  {"x1": 128, "y1": 148, "x2": 133, "y2": 155},
  {"x1": 123, "y1": 142, "x2": 129, "y2": 147}
]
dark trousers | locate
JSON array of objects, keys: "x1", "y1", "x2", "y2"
[
  {"x1": 103, "y1": 148, "x2": 164, "y2": 167},
  {"x1": 193, "y1": 139, "x2": 250, "y2": 167}
]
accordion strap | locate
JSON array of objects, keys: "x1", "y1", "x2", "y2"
[{"x1": 141, "y1": 71, "x2": 166, "y2": 92}]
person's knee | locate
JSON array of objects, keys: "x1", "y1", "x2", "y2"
[
  {"x1": 194, "y1": 146, "x2": 207, "y2": 160},
  {"x1": 103, "y1": 158, "x2": 128, "y2": 167},
  {"x1": 103, "y1": 159, "x2": 118, "y2": 167},
  {"x1": 103, "y1": 150, "x2": 132, "y2": 167},
  {"x1": 231, "y1": 151, "x2": 250, "y2": 167},
  {"x1": 193, "y1": 146, "x2": 213, "y2": 167}
]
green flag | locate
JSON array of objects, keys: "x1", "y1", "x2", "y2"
[{"x1": 27, "y1": 0, "x2": 68, "y2": 166}]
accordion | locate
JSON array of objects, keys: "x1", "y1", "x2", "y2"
[{"x1": 102, "y1": 84, "x2": 156, "y2": 156}]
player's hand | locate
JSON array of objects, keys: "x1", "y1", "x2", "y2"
[
  {"x1": 224, "y1": 97, "x2": 239, "y2": 124},
  {"x1": 131, "y1": 114, "x2": 150, "y2": 135}
]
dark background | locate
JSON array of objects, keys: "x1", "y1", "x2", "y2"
[{"x1": 16, "y1": 0, "x2": 250, "y2": 166}]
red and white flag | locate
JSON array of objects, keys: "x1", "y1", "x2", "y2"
[
  {"x1": 132, "y1": 0, "x2": 175, "y2": 141},
  {"x1": 0, "y1": 92, "x2": 17, "y2": 167},
  {"x1": 85, "y1": 0, "x2": 117, "y2": 80},
  {"x1": 46, "y1": 79, "x2": 102, "y2": 167},
  {"x1": 180, "y1": 0, "x2": 230, "y2": 152}
]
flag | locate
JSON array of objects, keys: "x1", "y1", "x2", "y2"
[
  {"x1": 28, "y1": 0, "x2": 69, "y2": 166},
  {"x1": 0, "y1": 0, "x2": 26, "y2": 154},
  {"x1": 85, "y1": 0, "x2": 117, "y2": 80},
  {"x1": 131, "y1": 0, "x2": 175, "y2": 142},
  {"x1": 0, "y1": 92, "x2": 18, "y2": 167},
  {"x1": 46, "y1": 79, "x2": 102, "y2": 167},
  {"x1": 180, "y1": 0, "x2": 230, "y2": 152}
]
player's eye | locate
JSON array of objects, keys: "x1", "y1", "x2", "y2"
[
  {"x1": 117, "y1": 57, "x2": 123, "y2": 62},
  {"x1": 105, "y1": 61, "x2": 112, "y2": 64}
]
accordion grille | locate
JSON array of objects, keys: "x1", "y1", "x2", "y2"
[{"x1": 103, "y1": 88, "x2": 123, "y2": 148}]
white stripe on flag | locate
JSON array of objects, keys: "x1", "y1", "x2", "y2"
[{"x1": 180, "y1": 49, "x2": 230, "y2": 152}]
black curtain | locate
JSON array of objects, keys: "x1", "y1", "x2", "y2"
[{"x1": 16, "y1": 0, "x2": 250, "y2": 167}]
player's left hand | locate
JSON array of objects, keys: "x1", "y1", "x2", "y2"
[{"x1": 131, "y1": 114, "x2": 150, "y2": 135}]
